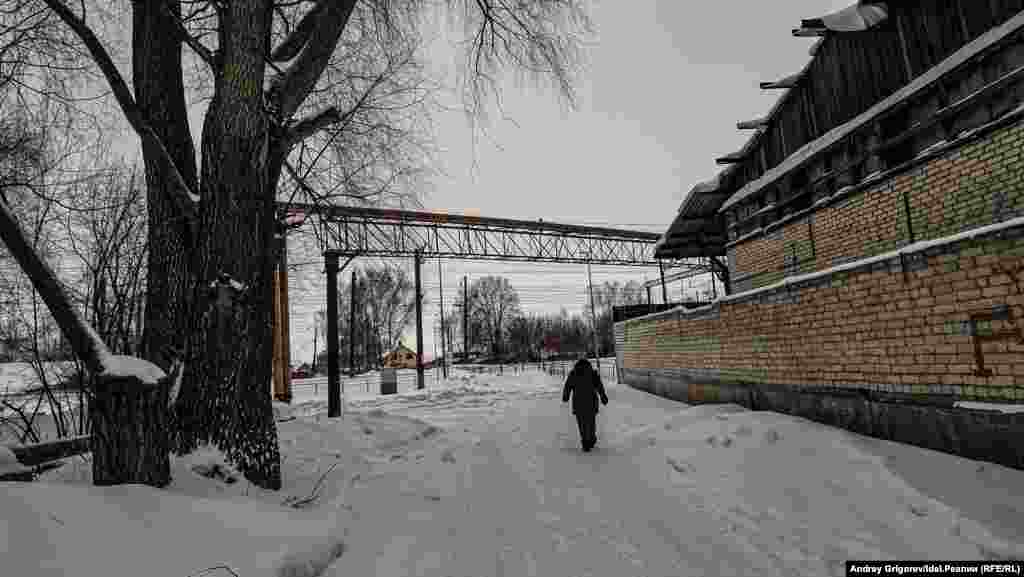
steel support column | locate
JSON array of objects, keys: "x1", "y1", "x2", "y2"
[
  {"x1": 325, "y1": 253, "x2": 340, "y2": 417},
  {"x1": 438, "y1": 258, "x2": 447, "y2": 379},
  {"x1": 658, "y1": 259, "x2": 668, "y2": 303},
  {"x1": 463, "y1": 276, "x2": 469, "y2": 363},
  {"x1": 348, "y1": 271, "x2": 356, "y2": 378},
  {"x1": 414, "y1": 251, "x2": 424, "y2": 389}
]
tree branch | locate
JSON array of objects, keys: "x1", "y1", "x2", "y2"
[
  {"x1": 285, "y1": 106, "x2": 341, "y2": 145},
  {"x1": 0, "y1": 196, "x2": 111, "y2": 375},
  {"x1": 42, "y1": 0, "x2": 200, "y2": 216},
  {"x1": 284, "y1": 70, "x2": 387, "y2": 145},
  {"x1": 269, "y1": 0, "x2": 326, "y2": 63},
  {"x1": 160, "y1": 0, "x2": 216, "y2": 69},
  {"x1": 267, "y1": 0, "x2": 357, "y2": 119}
]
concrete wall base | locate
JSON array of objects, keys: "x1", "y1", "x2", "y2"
[{"x1": 621, "y1": 368, "x2": 1024, "y2": 470}]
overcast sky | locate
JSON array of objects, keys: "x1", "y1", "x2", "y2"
[{"x1": 285, "y1": 0, "x2": 858, "y2": 364}]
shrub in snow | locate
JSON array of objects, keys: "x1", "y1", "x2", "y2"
[{"x1": 440, "y1": 448, "x2": 456, "y2": 463}]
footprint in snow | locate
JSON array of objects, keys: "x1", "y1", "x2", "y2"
[
  {"x1": 418, "y1": 425, "x2": 441, "y2": 439},
  {"x1": 706, "y1": 436, "x2": 733, "y2": 448},
  {"x1": 764, "y1": 430, "x2": 782, "y2": 444},
  {"x1": 666, "y1": 457, "x2": 695, "y2": 474},
  {"x1": 908, "y1": 504, "x2": 929, "y2": 517},
  {"x1": 441, "y1": 448, "x2": 456, "y2": 463}
]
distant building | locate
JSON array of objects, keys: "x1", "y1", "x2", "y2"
[{"x1": 382, "y1": 342, "x2": 418, "y2": 369}]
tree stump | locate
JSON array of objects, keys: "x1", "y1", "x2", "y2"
[{"x1": 90, "y1": 375, "x2": 171, "y2": 487}]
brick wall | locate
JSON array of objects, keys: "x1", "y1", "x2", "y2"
[
  {"x1": 730, "y1": 121, "x2": 1024, "y2": 291},
  {"x1": 620, "y1": 222, "x2": 1024, "y2": 402}
]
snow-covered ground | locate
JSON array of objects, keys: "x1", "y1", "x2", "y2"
[
  {"x1": 4, "y1": 367, "x2": 1024, "y2": 577},
  {"x1": 0, "y1": 362, "x2": 78, "y2": 396}
]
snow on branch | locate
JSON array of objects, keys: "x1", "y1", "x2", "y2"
[
  {"x1": 1, "y1": 196, "x2": 173, "y2": 390},
  {"x1": 267, "y1": 0, "x2": 358, "y2": 119},
  {"x1": 0, "y1": 196, "x2": 112, "y2": 376},
  {"x1": 209, "y1": 273, "x2": 249, "y2": 295},
  {"x1": 160, "y1": 0, "x2": 216, "y2": 69},
  {"x1": 100, "y1": 355, "x2": 167, "y2": 387},
  {"x1": 270, "y1": 0, "x2": 327, "y2": 63},
  {"x1": 286, "y1": 106, "x2": 342, "y2": 144},
  {"x1": 284, "y1": 71, "x2": 387, "y2": 145}
]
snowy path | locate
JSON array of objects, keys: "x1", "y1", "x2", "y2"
[
  {"x1": 8, "y1": 369, "x2": 1024, "y2": 577},
  {"x1": 323, "y1": 374, "x2": 1024, "y2": 577}
]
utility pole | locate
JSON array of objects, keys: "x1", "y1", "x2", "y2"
[
  {"x1": 348, "y1": 271, "x2": 356, "y2": 378},
  {"x1": 312, "y1": 313, "x2": 319, "y2": 374},
  {"x1": 462, "y1": 275, "x2": 469, "y2": 363},
  {"x1": 414, "y1": 251, "x2": 424, "y2": 389},
  {"x1": 658, "y1": 259, "x2": 668, "y2": 304},
  {"x1": 438, "y1": 258, "x2": 447, "y2": 379},
  {"x1": 587, "y1": 262, "x2": 601, "y2": 372}
]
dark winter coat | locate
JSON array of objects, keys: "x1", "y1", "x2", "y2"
[{"x1": 562, "y1": 359, "x2": 608, "y2": 415}]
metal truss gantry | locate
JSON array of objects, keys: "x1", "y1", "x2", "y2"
[
  {"x1": 276, "y1": 202, "x2": 709, "y2": 414},
  {"x1": 285, "y1": 203, "x2": 678, "y2": 266}
]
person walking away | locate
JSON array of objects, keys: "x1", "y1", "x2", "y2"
[{"x1": 562, "y1": 358, "x2": 608, "y2": 452}]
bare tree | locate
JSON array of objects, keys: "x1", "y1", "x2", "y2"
[
  {"x1": 26, "y1": 0, "x2": 590, "y2": 488},
  {"x1": 361, "y1": 263, "x2": 416, "y2": 351},
  {"x1": 467, "y1": 275, "x2": 520, "y2": 357},
  {"x1": 591, "y1": 280, "x2": 644, "y2": 355},
  {"x1": 0, "y1": 5, "x2": 185, "y2": 486},
  {"x1": 60, "y1": 160, "x2": 148, "y2": 357}
]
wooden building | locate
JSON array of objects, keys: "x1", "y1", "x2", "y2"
[{"x1": 617, "y1": 2, "x2": 1024, "y2": 468}]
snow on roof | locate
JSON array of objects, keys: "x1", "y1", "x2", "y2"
[
  {"x1": 720, "y1": 9, "x2": 1024, "y2": 213},
  {"x1": 818, "y1": 3, "x2": 888, "y2": 32},
  {"x1": 809, "y1": 37, "x2": 824, "y2": 56}
]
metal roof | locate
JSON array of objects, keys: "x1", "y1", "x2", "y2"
[{"x1": 653, "y1": 176, "x2": 731, "y2": 258}]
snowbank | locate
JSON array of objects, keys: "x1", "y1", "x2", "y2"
[
  {"x1": 10, "y1": 367, "x2": 1024, "y2": 577},
  {"x1": 1, "y1": 482, "x2": 347, "y2": 577}
]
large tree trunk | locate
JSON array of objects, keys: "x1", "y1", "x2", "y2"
[
  {"x1": 129, "y1": 0, "x2": 281, "y2": 489},
  {"x1": 183, "y1": 0, "x2": 281, "y2": 489},
  {"x1": 132, "y1": 0, "x2": 198, "y2": 460}
]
